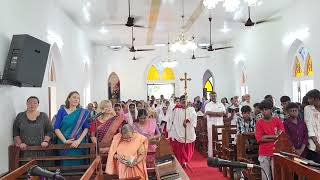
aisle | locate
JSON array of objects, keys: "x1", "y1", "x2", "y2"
[{"x1": 184, "y1": 151, "x2": 228, "y2": 180}]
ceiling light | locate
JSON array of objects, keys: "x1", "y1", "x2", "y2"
[
  {"x1": 204, "y1": 0, "x2": 240, "y2": 12},
  {"x1": 223, "y1": 0, "x2": 240, "y2": 12},
  {"x1": 220, "y1": 22, "x2": 230, "y2": 33},
  {"x1": 244, "y1": 0, "x2": 258, "y2": 6},
  {"x1": 282, "y1": 28, "x2": 310, "y2": 46},
  {"x1": 171, "y1": 0, "x2": 197, "y2": 53},
  {"x1": 170, "y1": 33, "x2": 197, "y2": 53},
  {"x1": 99, "y1": 27, "x2": 108, "y2": 34},
  {"x1": 154, "y1": 43, "x2": 166, "y2": 47},
  {"x1": 257, "y1": 1, "x2": 263, "y2": 6},
  {"x1": 203, "y1": 0, "x2": 223, "y2": 9}
]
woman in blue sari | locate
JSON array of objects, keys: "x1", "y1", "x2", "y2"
[{"x1": 54, "y1": 91, "x2": 90, "y2": 166}]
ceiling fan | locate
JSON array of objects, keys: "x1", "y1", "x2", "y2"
[
  {"x1": 129, "y1": 26, "x2": 155, "y2": 52},
  {"x1": 190, "y1": 36, "x2": 210, "y2": 59},
  {"x1": 129, "y1": 26, "x2": 155, "y2": 60},
  {"x1": 207, "y1": 17, "x2": 233, "y2": 52},
  {"x1": 243, "y1": 6, "x2": 280, "y2": 27},
  {"x1": 105, "y1": 0, "x2": 148, "y2": 28}
]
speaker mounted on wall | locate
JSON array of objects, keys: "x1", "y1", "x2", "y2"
[{"x1": 1, "y1": 34, "x2": 50, "y2": 87}]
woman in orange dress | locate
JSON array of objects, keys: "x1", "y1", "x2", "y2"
[{"x1": 106, "y1": 124, "x2": 148, "y2": 180}]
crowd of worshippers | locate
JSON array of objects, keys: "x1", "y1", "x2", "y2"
[
  {"x1": 12, "y1": 90, "x2": 320, "y2": 180},
  {"x1": 203, "y1": 90, "x2": 320, "y2": 180}
]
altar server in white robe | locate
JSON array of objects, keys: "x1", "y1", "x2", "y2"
[{"x1": 168, "y1": 95, "x2": 197, "y2": 167}]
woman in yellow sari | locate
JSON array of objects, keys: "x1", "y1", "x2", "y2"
[{"x1": 106, "y1": 124, "x2": 148, "y2": 180}]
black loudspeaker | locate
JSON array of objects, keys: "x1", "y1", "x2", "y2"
[{"x1": 2, "y1": 34, "x2": 50, "y2": 87}]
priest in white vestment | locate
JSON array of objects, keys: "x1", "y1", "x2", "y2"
[{"x1": 168, "y1": 95, "x2": 197, "y2": 167}]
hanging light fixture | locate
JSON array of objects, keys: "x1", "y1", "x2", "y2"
[
  {"x1": 170, "y1": 0, "x2": 197, "y2": 53},
  {"x1": 163, "y1": 35, "x2": 178, "y2": 68},
  {"x1": 203, "y1": 0, "x2": 223, "y2": 9},
  {"x1": 203, "y1": 0, "x2": 240, "y2": 12},
  {"x1": 244, "y1": 0, "x2": 258, "y2": 6}
]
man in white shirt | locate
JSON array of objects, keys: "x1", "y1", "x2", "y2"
[
  {"x1": 205, "y1": 92, "x2": 226, "y2": 157},
  {"x1": 304, "y1": 89, "x2": 320, "y2": 163}
]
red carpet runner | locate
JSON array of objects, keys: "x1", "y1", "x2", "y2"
[{"x1": 184, "y1": 151, "x2": 228, "y2": 180}]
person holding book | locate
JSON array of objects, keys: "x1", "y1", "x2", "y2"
[
  {"x1": 255, "y1": 100, "x2": 285, "y2": 180},
  {"x1": 106, "y1": 124, "x2": 148, "y2": 180}
]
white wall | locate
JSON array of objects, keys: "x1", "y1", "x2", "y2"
[
  {"x1": 92, "y1": 45, "x2": 235, "y2": 102},
  {"x1": 230, "y1": 0, "x2": 320, "y2": 105},
  {"x1": 0, "y1": 0, "x2": 92, "y2": 173}
]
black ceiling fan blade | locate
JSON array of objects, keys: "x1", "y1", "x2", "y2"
[
  {"x1": 255, "y1": 16, "x2": 282, "y2": 25},
  {"x1": 136, "y1": 48, "x2": 155, "y2": 51},
  {"x1": 213, "y1": 46, "x2": 234, "y2": 51},
  {"x1": 133, "y1": 25, "x2": 149, "y2": 28}
]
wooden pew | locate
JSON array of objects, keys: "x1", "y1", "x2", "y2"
[
  {"x1": 8, "y1": 143, "x2": 96, "y2": 179},
  {"x1": 273, "y1": 154, "x2": 320, "y2": 180},
  {"x1": 195, "y1": 116, "x2": 208, "y2": 156},
  {"x1": 236, "y1": 133, "x2": 260, "y2": 180},
  {"x1": 221, "y1": 126, "x2": 237, "y2": 179},
  {"x1": 274, "y1": 131, "x2": 295, "y2": 154},
  {"x1": 1, "y1": 160, "x2": 37, "y2": 180},
  {"x1": 212, "y1": 124, "x2": 235, "y2": 172},
  {"x1": 154, "y1": 137, "x2": 189, "y2": 180}
]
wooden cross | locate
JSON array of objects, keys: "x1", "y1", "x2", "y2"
[
  {"x1": 180, "y1": 73, "x2": 191, "y2": 97},
  {"x1": 180, "y1": 73, "x2": 191, "y2": 143}
]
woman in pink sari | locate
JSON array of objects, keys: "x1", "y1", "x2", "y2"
[
  {"x1": 106, "y1": 124, "x2": 148, "y2": 180},
  {"x1": 133, "y1": 109, "x2": 161, "y2": 168},
  {"x1": 89, "y1": 100, "x2": 125, "y2": 156}
]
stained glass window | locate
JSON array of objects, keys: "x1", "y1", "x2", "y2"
[
  {"x1": 147, "y1": 65, "x2": 160, "y2": 80},
  {"x1": 162, "y1": 67, "x2": 175, "y2": 80},
  {"x1": 306, "y1": 53, "x2": 313, "y2": 77},
  {"x1": 294, "y1": 57, "x2": 302, "y2": 78}
]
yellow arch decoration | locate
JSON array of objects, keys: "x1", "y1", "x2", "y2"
[
  {"x1": 294, "y1": 57, "x2": 302, "y2": 78},
  {"x1": 147, "y1": 65, "x2": 160, "y2": 80},
  {"x1": 306, "y1": 53, "x2": 313, "y2": 77},
  {"x1": 162, "y1": 68, "x2": 175, "y2": 80},
  {"x1": 205, "y1": 80, "x2": 213, "y2": 92}
]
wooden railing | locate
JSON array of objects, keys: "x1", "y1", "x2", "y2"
[
  {"x1": 80, "y1": 156, "x2": 103, "y2": 180},
  {"x1": 1, "y1": 160, "x2": 37, "y2": 180},
  {"x1": 8, "y1": 143, "x2": 96, "y2": 179},
  {"x1": 273, "y1": 154, "x2": 320, "y2": 180}
]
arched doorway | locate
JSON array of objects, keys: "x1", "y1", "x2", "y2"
[
  {"x1": 108, "y1": 72, "x2": 120, "y2": 103},
  {"x1": 202, "y1": 70, "x2": 214, "y2": 100},
  {"x1": 290, "y1": 39, "x2": 314, "y2": 103}
]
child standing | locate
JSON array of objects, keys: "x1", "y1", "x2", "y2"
[{"x1": 255, "y1": 100, "x2": 285, "y2": 180}]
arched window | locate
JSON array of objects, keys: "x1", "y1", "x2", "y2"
[
  {"x1": 203, "y1": 70, "x2": 214, "y2": 100},
  {"x1": 293, "y1": 57, "x2": 302, "y2": 78},
  {"x1": 162, "y1": 67, "x2": 175, "y2": 80},
  {"x1": 291, "y1": 44, "x2": 314, "y2": 103},
  {"x1": 305, "y1": 53, "x2": 313, "y2": 77},
  {"x1": 147, "y1": 65, "x2": 160, "y2": 80},
  {"x1": 146, "y1": 63, "x2": 175, "y2": 99},
  {"x1": 108, "y1": 72, "x2": 120, "y2": 103}
]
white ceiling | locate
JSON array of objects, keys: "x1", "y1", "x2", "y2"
[{"x1": 57, "y1": 0, "x2": 294, "y2": 48}]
